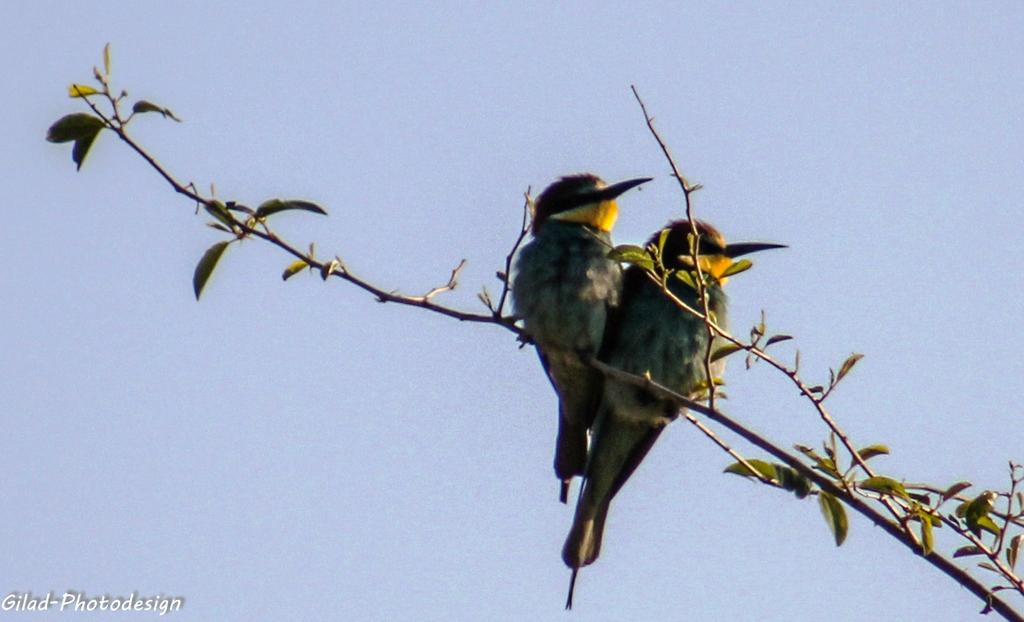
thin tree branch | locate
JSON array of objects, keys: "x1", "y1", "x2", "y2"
[
  {"x1": 246, "y1": 224, "x2": 522, "y2": 333},
  {"x1": 631, "y1": 85, "x2": 720, "y2": 413},
  {"x1": 408, "y1": 259, "x2": 467, "y2": 303},
  {"x1": 88, "y1": 87, "x2": 524, "y2": 336},
  {"x1": 588, "y1": 358, "x2": 1023, "y2": 622},
  {"x1": 493, "y1": 190, "x2": 532, "y2": 319}
]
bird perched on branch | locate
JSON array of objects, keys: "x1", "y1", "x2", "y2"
[
  {"x1": 512, "y1": 174, "x2": 651, "y2": 503},
  {"x1": 563, "y1": 219, "x2": 784, "y2": 608}
]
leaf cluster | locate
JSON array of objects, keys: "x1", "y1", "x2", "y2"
[{"x1": 46, "y1": 45, "x2": 181, "y2": 171}]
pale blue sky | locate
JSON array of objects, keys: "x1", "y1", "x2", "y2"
[{"x1": 4, "y1": 2, "x2": 1023, "y2": 620}]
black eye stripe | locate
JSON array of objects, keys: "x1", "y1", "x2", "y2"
[
  {"x1": 548, "y1": 192, "x2": 604, "y2": 215},
  {"x1": 696, "y1": 239, "x2": 726, "y2": 255}
]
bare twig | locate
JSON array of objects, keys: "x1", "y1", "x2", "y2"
[
  {"x1": 631, "y1": 85, "x2": 720, "y2": 413},
  {"x1": 408, "y1": 259, "x2": 467, "y2": 303},
  {"x1": 997, "y1": 463, "x2": 1024, "y2": 550},
  {"x1": 493, "y1": 190, "x2": 532, "y2": 319}
]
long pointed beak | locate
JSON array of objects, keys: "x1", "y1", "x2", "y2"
[
  {"x1": 724, "y1": 242, "x2": 787, "y2": 258},
  {"x1": 590, "y1": 177, "x2": 652, "y2": 201}
]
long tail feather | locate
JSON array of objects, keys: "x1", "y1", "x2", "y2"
[{"x1": 565, "y1": 568, "x2": 579, "y2": 610}]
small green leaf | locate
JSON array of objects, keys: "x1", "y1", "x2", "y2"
[
  {"x1": 978, "y1": 562, "x2": 1000, "y2": 574},
  {"x1": 813, "y1": 458, "x2": 840, "y2": 479},
  {"x1": 913, "y1": 508, "x2": 937, "y2": 557},
  {"x1": 204, "y1": 200, "x2": 235, "y2": 229},
  {"x1": 856, "y1": 444, "x2": 890, "y2": 461},
  {"x1": 794, "y1": 444, "x2": 838, "y2": 478},
  {"x1": 46, "y1": 113, "x2": 104, "y2": 143},
  {"x1": 765, "y1": 334, "x2": 793, "y2": 347},
  {"x1": 724, "y1": 459, "x2": 776, "y2": 481},
  {"x1": 255, "y1": 199, "x2": 328, "y2": 219},
  {"x1": 132, "y1": 102, "x2": 155, "y2": 114},
  {"x1": 608, "y1": 244, "x2": 654, "y2": 271},
  {"x1": 940, "y1": 481, "x2": 972, "y2": 502},
  {"x1": 911, "y1": 507, "x2": 942, "y2": 527},
  {"x1": 685, "y1": 231, "x2": 698, "y2": 255},
  {"x1": 961, "y1": 491, "x2": 998, "y2": 536},
  {"x1": 289, "y1": 200, "x2": 327, "y2": 214},
  {"x1": 193, "y1": 241, "x2": 230, "y2": 300},
  {"x1": 775, "y1": 465, "x2": 811, "y2": 499},
  {"x1": 1007, "y1": 533, "x2": 1022, "y2": 570},
  {"x1": 965, "y1": 491, "x2": 996, "y2": 516},
  {"x1": 710, "y1": 343, "x2": 744, "y2": 363},
  {"x1": 953, "y1": 545, "x2": 984, "y2": 558},
  {"x1": 818, "y1": 491, "x2": 848, "y2": 546},
  {"x1": 132, "y1": 100, "x2": 182, "y2": 122},
  {"x1": 859, "y1": 476, "x2": 910, "y2": 501},
  {"x1": 674, "y1": 270, "x2": 697, "y2": 290},
  {"x1": 824, "y1": 435, "x2": 837, "y2": 461},
  {"x1": 919, "y1": 513, "x2": 934, "y2": 556},
  {"x1": 282, "y1": 259, "x2": 308, "y2": 281},
  {"x1": 794, "y1": 444, "x2": 822, "y2": 461},
  {"x1": 657, "y1": 228, "x2": 671, "y2": 256},
  {"x1": 975, "y1": 515, "x2": 1000, "y2": 536},
  {"x1": 719, "y1": 259, "x2": 753, "y2": 278},
  {"x1": 908, "y1": 491, "x2": 932, "y2": 504},
  {"x1": 609, "y1": 244, "x2": 646, "y2": 259},
  {"x1": 68, "y1": 84, "x2": 99, "y2": 97},
  {"x1": 835, "y1": 352, "x2": 864, "y2": 383},
  {"x1": 71, "y1": 130, "x2": 101, "y2": 170}
]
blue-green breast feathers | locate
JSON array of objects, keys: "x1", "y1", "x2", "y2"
[
  {"x1": 512, "y1": 221, "x2": 620, "y2": 354},
  {"x1": 601, "y1": 265, "x2": 728, "y2": 415}
]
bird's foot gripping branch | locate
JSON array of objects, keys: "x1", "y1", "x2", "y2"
[{"x1": 47, "y1": 45, "x2": 1023, "y2": 620}]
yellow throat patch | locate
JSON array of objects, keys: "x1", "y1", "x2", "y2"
[
  {"x1": 550, "y1": 200, "x2": 619, "y2": 232},
  {"x1": 679, "y1": 254, "x2": 734, "y2": 285}
]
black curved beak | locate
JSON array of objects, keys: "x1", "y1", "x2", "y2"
[
  {"x1": 724, "y1": 242, "x2": 787, "y2": 258},
  {"x1": 591, "y1": 177, "x2": 653, "y2": 201}
]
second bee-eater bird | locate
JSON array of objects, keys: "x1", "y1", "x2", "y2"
[
  {"x1": 512, "y1": 174, "x2": 652, "y2": 503},
  {"x1": 562, "y1": 219, "x2": 784, "y2": 608}
]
